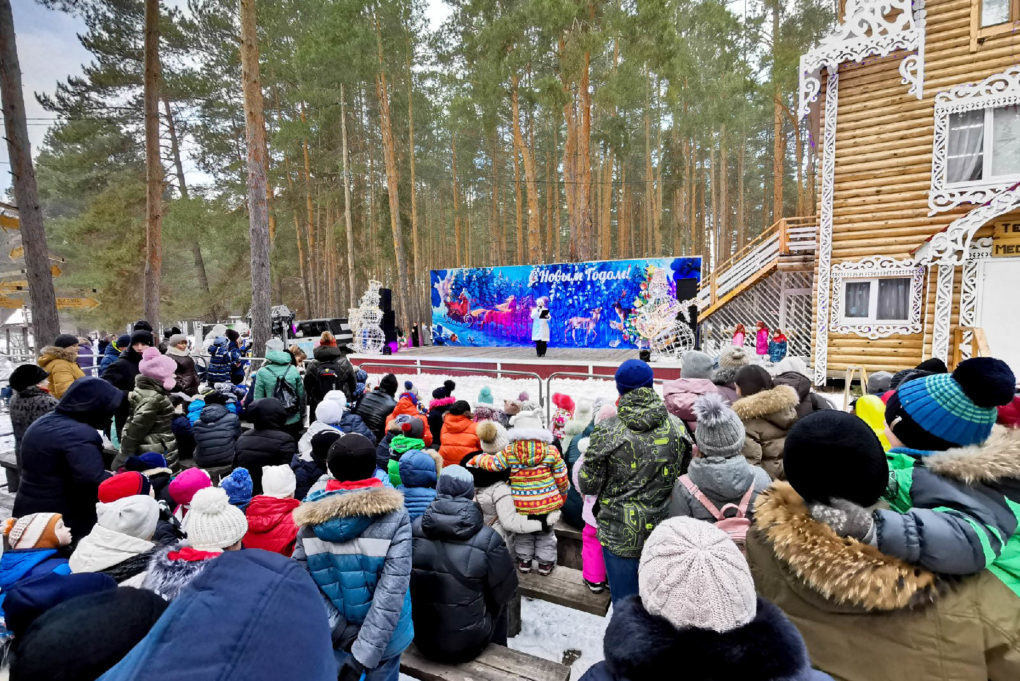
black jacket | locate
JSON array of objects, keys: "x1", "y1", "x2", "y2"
[
  {"x1": 192, "y1": 404, "x2": 241, "y2": 468},
  {"x1": 13, "y1": 378, "x2": 122, "y2": 541},
  {"x1": 10, "y1": 387, "x2": 57, "y2": 459},
  {"x1": 234, "y1": 399, "x2": 297, "y2": 494},
  {"x1": 101, "y1": 347, "x2": 143, "y2": 435},
  {"x1": 578, "y1": 596, "x2": 833, "y2": 681},
  {"x1": 290, "y1": 454, "x2": 326, "y2": 502},
  {"x1": 303, "y1": 345, "x2": 356, "y2": 417},
  {"x1": 353, "y1": 389, "x2": 397, "y2": 442},
  {"x1": 410, "y1": 483, "x2": 517, "y2": 663}
]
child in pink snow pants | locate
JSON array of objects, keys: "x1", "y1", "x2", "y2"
[{"x1": 571, "y1": 404, "x2": 618, "y2": 593}]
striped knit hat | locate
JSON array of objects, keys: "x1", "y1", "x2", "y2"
[{"x1": 886, "y1": 357, "x2": 1015, "y2": 451}]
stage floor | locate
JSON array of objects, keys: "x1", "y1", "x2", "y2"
[{"x1": 350, "y1": 345, "x2": 682, "y2": 380}]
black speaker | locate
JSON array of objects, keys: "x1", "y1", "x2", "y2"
[
  {"x1": 382, "y1": 310, "x2": 397, "y2": 343},
  {"x1": 675, "y1": 277, "x2": 698, "y2": 302},
  {"x1": 379, "y1": 288, "x2": 393, "y2": 313}
]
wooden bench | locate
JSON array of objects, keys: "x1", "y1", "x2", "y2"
[
  {"x1": 554, "y1": 519, "x2": 583, "y2": 571},
  {"x1": 0, "y1": 449, "x2": 18, "y2": 493},
  {"x1": 518, "y1": 565, "x2": 611, "y2": 616},
  {"x1": 401, "y1": 643, "x2": 570, "y2": 681}
]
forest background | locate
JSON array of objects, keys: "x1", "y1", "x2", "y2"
[{"x1": 24, "y1": 0, "x2": 833, "y2": 332}]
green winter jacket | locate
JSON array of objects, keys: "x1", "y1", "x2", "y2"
[
  {"x1": 882, "y1": 427, "x2": 1020, "y2": 597},
  {"x1": 114, "y1": 375, "x2": 179, "y2": 471},
  {"x1": 253, "y1": 350, "x2": 305, "y2": 426},
  {"x1": 578, "y1": 387, "x2": 692, "y2": 558}
]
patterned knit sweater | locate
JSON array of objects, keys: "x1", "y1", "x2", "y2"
[{"x1": 472, "y1": 435, "x2": 568, "y2": 516}]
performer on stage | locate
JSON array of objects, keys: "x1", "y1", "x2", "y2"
[{"x1": 531, "y1": 297, "x2": 551, "y2": 357}]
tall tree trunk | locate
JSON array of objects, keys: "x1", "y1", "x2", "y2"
[
  {"x1": 0, "y1": 0, "x2": 58, "y2": 346},
  {"x1": 142, "y1": 0, "x2": 162, "y2": 328},
  {"x1": 545, "y1": 146, "x2": 554, "y2": 260},
  {"x1": 373, "y1": 16, "x2": 410, "y2": 327},
  {"x1": 451, "y1": 133, "x2": 462, "y2": 266},
  {"x1": 619, "y1": 163, "x2": 629, "y2": 258},
  {"x1": 737, "y1": 137, "x2": 746, "y2": 247},
  {"x1": 284, "y1": 156, "x2": 312, "y2": 315},
  {"x1": 406, "y1": 59, "x2": 421, "y2": 326},
  {"x1": 300, "y1": 106, "x2": 318, "y2": 314},
  {"x1": 340, "y1": 85, "x2": 357, "y2": 314},
  {"x1": 771, "y1": 2, "x2": 783, "y2": 225},
  {"x1": 574, "y1": 48, "x2": 593, "y2": 260},
  {"x1": 719, "y1": 126, "x2": 728, "y2": 261},
  {"x1": 490, "y1": 132, "x2": 503, "y2": 265},
  {"x1": 163, "y1": 97, "x2": 211, "y2": 305},
  {"x1": 511, "y1": 75, "x2": 541, "y2": 264},
  {"x1": 239, "y1": 0, "x2": 270, "y2": 355},
  {"x1": 643, "y1": 74, "x2": 654, "y2": 258}
]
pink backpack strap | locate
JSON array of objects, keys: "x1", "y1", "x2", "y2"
[
  {"x1": 736, "y1": 484, "x2": 755, "y2": 515},
  {"x1": 679, "y1": 474, "x2": 724, "y2": 521}
]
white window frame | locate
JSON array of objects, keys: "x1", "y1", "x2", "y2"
[
  {"x1": 929, "y1": 66, "x2": 1020, "y2": 214},
  {"x1": 945, "y1": 106, "x2": 1020, "y2": 189},
  {"x1": 830, "y1": 257, "x2": 926, "y2": 339}
]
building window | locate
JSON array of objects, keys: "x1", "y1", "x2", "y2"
[
  {"x1": 839, "y1": 277, "x2": 912, "y2": 324},
  {"x1": 972, "y1": 0, "x2": 1020, "y2": 50},
  {"x1": 947, "y1": 104, "x2": 1020, "y2": 185},
  {"x1": 981, "y1": 0, "x2": 1013, "y2": 26}
]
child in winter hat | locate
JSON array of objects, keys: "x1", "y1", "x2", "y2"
[
  {"x1": 98, "y1": 471, "x2": 152, "y2": 503},
  {"x1": 69, "y1": 496, "x2": 160, "y2": 584},
  {"x1": 668, "y1": 393, "x2": 771, "y2": 527},
  {"x1": 168, "y1": 468, "x2": 212, "y2": 521},
  {"x1": 138, "y1": 347, "x2": 178, "y2": 391},
  {"x1": 183, "y1": 486, "x2": 248, "y2": 552},
  {"x1": 550, "y1": 393, "x2": 576, "y2": 440},
  {"x1": 477, "y1": 420, "x2": 510, "y2": 454},
  {"x1": 244, "y1": 466, "x2": 300, "y2": 556},
  {"x1": 220, "y1": 467, "x2": 253, "y2": 510},
  {"x1": 582, "y1": 516, "x2": 833, "y2": 681},
  {"x1": 572, "y1": 403, "x2": 617, "y2": 593},
  {"x1": 615, "y1": 359, "x2": 655, "y2": 396},
  {"x1": 4, "y1": 513, "x2": 73, "y2": 551},
  {"x1": 398, "y1": 449, "x2": 444, "y2": 521},
  {"x1": 477, "y1": 386, "x2": 495, "y2": 405}
]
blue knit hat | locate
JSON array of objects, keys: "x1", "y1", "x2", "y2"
[
  {"x1": 887, "y1": 357, "x2": 1015, "y2": 450},
  {"x1": 616, "y1": 359, "x2": 655, "y2": 395},
  {"x1": 220, "y1": 467, "x2": 253, "y2": 508},
  {"x1": 478, "y1": 386, "x2": 494, "y2": 405}
]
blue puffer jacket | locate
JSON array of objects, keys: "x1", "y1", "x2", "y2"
[
  {"x1": 0, "y1": 549, "x2": 71, "y2": 619},
  {"x1": 398, "y1": 450, "x2": 442, "y2": 521},
  {"x1": 99, "y1": 550, "x2": 337, "y2": 681},
  {"x1": 293, "y1": 481, "x2": 414, "y2": 669},
  {"x1": 99, "y1": 343, "x2": 121, "y2": 373},
  {"x1": 187, "y1": 396, "x2": 240, "y2": 426},
  {"x1": 205, "y1": 337, "x2": 238, "y2": 385},
  {"x1": 339, "y1": 412, "x2": 377, "y2": 445}
]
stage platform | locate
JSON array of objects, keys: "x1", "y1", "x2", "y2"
[{"x1": 350, "y1": 345, "x2": 683, "y2": 380}]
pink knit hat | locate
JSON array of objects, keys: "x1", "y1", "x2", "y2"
[
  {"x1": 139, "y1": 347, "x2": 178, "y2": 391},
  {"x1": 168, "y1": 468, "x2": 212, "y2": 507}
]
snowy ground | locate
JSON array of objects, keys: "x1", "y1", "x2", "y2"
[{"x1": 511, "y1": 597, "x2": 609, "y2": 678}]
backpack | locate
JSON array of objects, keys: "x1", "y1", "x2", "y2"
[
  {"x1": 679, "y1": 474, "x2": 754, "y2": 554},
  {"x1": 315, "y1": 364, "x2": 342, "y2": 400},
  {"x1": 271, "y1": 370, "x2": 300, "y2": 417}
]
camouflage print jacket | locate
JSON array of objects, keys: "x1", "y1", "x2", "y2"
[{"x1": 579, "y1": 387, "x2": 692, "y2": 558}]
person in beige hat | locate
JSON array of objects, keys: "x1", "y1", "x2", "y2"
[
  {"x1": 713, "y1": 346, "x2": 751, "y2": 403},
  {"x1": 142, "y1": 487, "x2": 247, "y2": 600},
  {"x1": 579, "y1": 516, "x2": 833, "y2": 681}
]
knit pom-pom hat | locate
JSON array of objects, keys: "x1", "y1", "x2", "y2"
[
  {"x1": 138, "y1": 346, "x2": 178, "y2": 391},
  {"x1": 184, "y1": 487, "x2": 248, "y2": 552},
  {"x1": 220, "y1": 467, "x2": 253, "y2": 508},
  {"x1": 4, "y1": 513, "x2": 67, "y2": 550},
  {"x1": 432, "y1": 379, "x2": 456, "y2": 400},
  {"x1": 476, "y1": 420, "x2": 510, "y2": 454},
  {"x1": 477, "y1": 386, "x2": 494, "y2": 405},
  {"x1": 552, "y1": 393, "x2": 576, "y2": 415},
  {"x1": 262, "y1": 465, "x2": 297, "y2": 499},
  {"x1": 168, "y1": 468, "x2": 212, "y2": 507},
  {"x1": 692, "y1": 393, "x2": 745, "y2": 459},
  {"x1": 886, "y1": 356, "x2": 1016, "y2": 450},
  {"x1": 638, "y1": 517, "x2": 757, "y2": 633},
  {"x1": 98, "y1": 472, "x2": 152, "y2": 504}
]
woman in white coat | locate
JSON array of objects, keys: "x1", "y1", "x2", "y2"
[{"x1": 531, "y1": 297, "x2": 551, "y2": 357}]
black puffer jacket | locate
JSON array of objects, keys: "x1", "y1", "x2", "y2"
[
  {"x1": 410, "y1": 476, "x2": 517, "y2": 663},
  {"x1": 354, "y1": 389, "x2": 397, "y2": 442},
  {"x1": 303, "y1": 345, "x2": 357, "y2": 417},
  {"x1": 234, "y1": 399, "x2": 297, "y2": 494},
  {"x1": 101, "y1": 347, "x2": 143, "y2": 435},
  {"x1": 10, "y1": 386, "x2": 57, "y2": 459},
  {"x1": 13, "y1": 378, "x2": 121, "y2": 541},
  {"x1": 192, "y1": 404, "x2": 241, "y2": 468}
]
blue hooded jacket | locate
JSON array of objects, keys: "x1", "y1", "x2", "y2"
[
  {"x1": 398, "y1": 450, "x2": 441, "y2": 521},
  {"x1": 99, "y1": 550, "x2": 337, "y2": 681},
  {"x1": 205, "y1": 337, "x2": 238, "y2": 385},
  {"x1": 0, "y1": 549, "x2": 71, "y2": 619},
  {"x1": 292, "y1": 482, "x2": 414, "y2": 668}
]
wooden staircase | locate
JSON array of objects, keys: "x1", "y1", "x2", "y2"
[{"x1": 697, "y1": 217, "x2": 817, "y2": 320}]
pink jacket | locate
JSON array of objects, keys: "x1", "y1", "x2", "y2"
[
  {"x1": 756, "y1": 328, "x2": 769, "y2": 356},
  {"x1": 572, "y1": 452, "x2": 597, "y2": 528},
  {"x1": 663, "y1": 378, "x2": 724, "y2": 431},
  {"x1": 732, "y1": 331, "x2": 745, "y2": 347}
]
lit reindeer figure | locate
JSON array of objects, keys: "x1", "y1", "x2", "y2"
[{"x1": 563, "y1": 308, "x2": 602, "y2": 345}]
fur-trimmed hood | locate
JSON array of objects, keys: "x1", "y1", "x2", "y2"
[
  {"x1": 293, "y1": 485, "x2": 405, "y2": 531},
  {"x1": 732, "y1": 385, "x2": 799, "y2": 424},
  {"x1": 142, "y1": 544, "x2": 216, "y2": 601},
  {"x1": 507, "y1": 426, "x2": 555, "y2": 444},
  {"x1": 920, "y1": 426, "x2": 1020, "y2": 485},
  {"x1": 752, "y1": 482, "x2": 940, "y2": 611},
  {"x1": 38, "y1": 345, "x2": 79, "y2": 365},
  {"x1": 428, "y1": 396, "x2": 456, "y2": 411},
  {"x1": 598, "y1": 595, "x2": 824, "y2": 681}
]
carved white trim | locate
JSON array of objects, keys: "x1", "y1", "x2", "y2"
[
  {"x1": 829, "y1": 256, "x2": 925, "y2": 338},
  {"x1": 928, "y1": 66, "x2": 1020, "y2": 214},
  {"x1": 958, "y1": 237, "x2": 993, "y2": 360},
  {"x1": 799, "y1": 0, "x2": 925, "y2": 119},
  {"x1": 930, "y1": 261, "x2": 955, "y2": 365},
  {"x1": 919, "y1": 182, "x2": 1020, "y2": 265},
  {"x1": 814, "y1": 71, "x2": 838, "y2": 386}
]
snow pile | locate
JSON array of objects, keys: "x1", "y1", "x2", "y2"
[{"x1": 510, "y1": 597, "x2": 608, "y2": 677}]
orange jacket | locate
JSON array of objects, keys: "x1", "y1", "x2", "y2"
[
  {"x1": 438, "y1": 414, "x2": 480, "y2": 467},
  {"x1": 385, "y1": 396, "x2": 433, "y2": 447}
]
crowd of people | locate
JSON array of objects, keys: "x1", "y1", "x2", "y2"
[{"x1": 0, "y1": 320, "x2": 1018, "y2": 681}]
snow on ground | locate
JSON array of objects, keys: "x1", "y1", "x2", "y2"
[{"x1": 510, "y1": 597, "x2": 609, "y2": 679}]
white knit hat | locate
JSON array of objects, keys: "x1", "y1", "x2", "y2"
[
  {"x1": 96, "y1": 495, "x2": 159, "y2": 540},
  {"x1": 638, "y1": 517, "x2": 757, "y2": 633},
  {"x1": 476, "y1": 420, "x2": 510, "y2": 454},
  {"x1": 315, "y1": 391, "x2": 347, "y2": 425},
  {"x1": 509, "y1": 408, "x2": 545, "y2": 432},
  {"x1": 183, "y1": 487, "x2": 248, "y2": 552},
  {"x1": 261, "y1": 465, "x2": 296, "y2": 499}
]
